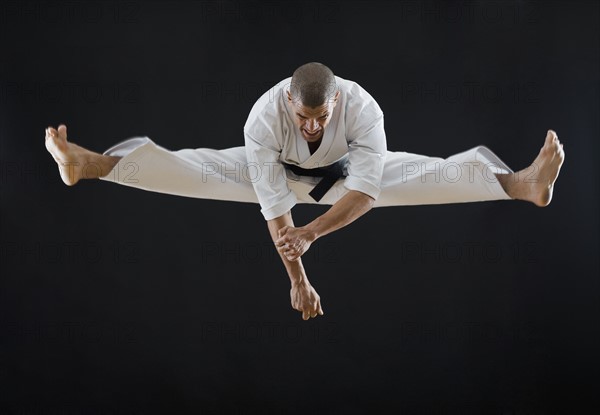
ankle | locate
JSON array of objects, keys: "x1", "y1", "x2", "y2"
[
  {"x1": 83, "y1": 152, "x2": 120, "y2": 179},
  {"x1": 100, "y1": 155, "x2": 121, "y2": 178},
  {"x1": 496, "y1": 173, "x2": 516, "y2": 198}
]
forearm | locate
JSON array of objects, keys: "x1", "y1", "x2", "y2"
[
  {"x1": 305, "y1": 190, "x2": 374, "y2": 240},
  {"x1": 267, "y1": 211, "x2": 308, "y2": 285}
]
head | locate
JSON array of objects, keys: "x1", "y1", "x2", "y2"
[{"x1": 286, "y1": 62, "x2": 341, "y2": 143}]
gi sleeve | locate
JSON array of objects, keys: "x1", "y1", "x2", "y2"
[
  {"x1": 344, "y1": 92, "x2": 387, "y2": 200},
  {"x1": 244, "y1": 131, "x2": 297, "y2": 221}
]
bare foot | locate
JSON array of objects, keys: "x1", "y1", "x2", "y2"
[
  {"x1": 45, "y1": 124, "x2": 92, "y2": 185},
  {"x1": 500, "y1": 129, "x2": 565, "y2": 206},
  {"x1": 45, "y1": 124, "x2": 120, "y2": 185}
]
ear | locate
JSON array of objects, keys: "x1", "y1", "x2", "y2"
[{"x1": 332, "y1": 90, "x2": 340, "y2": 105}]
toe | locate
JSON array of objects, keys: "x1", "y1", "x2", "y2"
[
  {"x1": 546, "y1": 130, "x2": 557, "y2": 143},
  {"x1": 57, "y1": 125, "x2": 67, "y2": 140}
]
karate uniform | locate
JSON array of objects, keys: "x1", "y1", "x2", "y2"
[{"x1": 99, "y1": 75, "x2": 513, "y2": 220}]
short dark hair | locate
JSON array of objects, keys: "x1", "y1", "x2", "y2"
[{"x1": 289, "y1": 62, "x2": 337, "y2": 108}]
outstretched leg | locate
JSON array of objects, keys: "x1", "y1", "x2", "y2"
[
  {"x1": 495, "y1": 129, "x2": 565, "y2": 206},
  {"x1": 45, "y1": 124, "x2": 121, "y2": 185},
  {"x1": 359, "y1": 129, "x2": 565, "y2": 209},
  {"x1": 45, "y1": 124, "x2": 261, "y2": 204},
  {"x1": 370, "y1": 142, "x2": 514, "y2": 207}
]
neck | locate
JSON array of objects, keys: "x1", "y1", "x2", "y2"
[{"x1": 307, "y1": 137, "x2": 322, "y2": 155}]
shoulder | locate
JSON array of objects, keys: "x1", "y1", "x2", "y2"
[
  {"x1": 243, "y1": 76, "x2": 292, "y2": 147},
  {"x1": 244, "y1": 76, "x2": 291, "y2": 128},
  {"x1": 336, "y1": 75, "x2": 383, "y2": 114},
  {"x1": 335, "y1": 76, "x2": 384, "y2": 131}
]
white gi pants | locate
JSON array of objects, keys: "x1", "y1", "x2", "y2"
[{"x1": 98, "y1": 137, "x2": 513, "y2": 211}]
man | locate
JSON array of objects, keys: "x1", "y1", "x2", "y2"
[{"x1": 44, "y1": 62, "x2": 565, "y2": 321}]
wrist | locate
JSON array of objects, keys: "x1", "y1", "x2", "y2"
[
  {"x1": 290, "y1": 276, "x2": 309, "y2": 287},
  {"x1": 302, "y1": 221, "x2": 321, "y2": 242},
  {"x1": 285, "y1": 259, "x2": 308, "y2": 285}
]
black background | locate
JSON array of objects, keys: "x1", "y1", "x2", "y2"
[{"x1": 1, "y1": 1, "x2": 598, "y2": 414}]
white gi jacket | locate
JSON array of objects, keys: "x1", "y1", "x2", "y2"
[{"x1": 243, "y1": 75, "x2": 387, "y2": 221}]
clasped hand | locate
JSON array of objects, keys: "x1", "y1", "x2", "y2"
[
  {"x1": 290, "y1": 280, "x2": 324, "y2": 320},
  {"x1": 275, "y1": 225, "x2": 316, "y2": 262}
]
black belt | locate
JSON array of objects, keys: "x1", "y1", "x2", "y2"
[{"x1": 282, "y1": 160, "x2": 346, "y2": 202}]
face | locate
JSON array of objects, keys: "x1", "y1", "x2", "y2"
[{"x1": 287, "y1": 90, "x2": 340, "y2": 143}]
